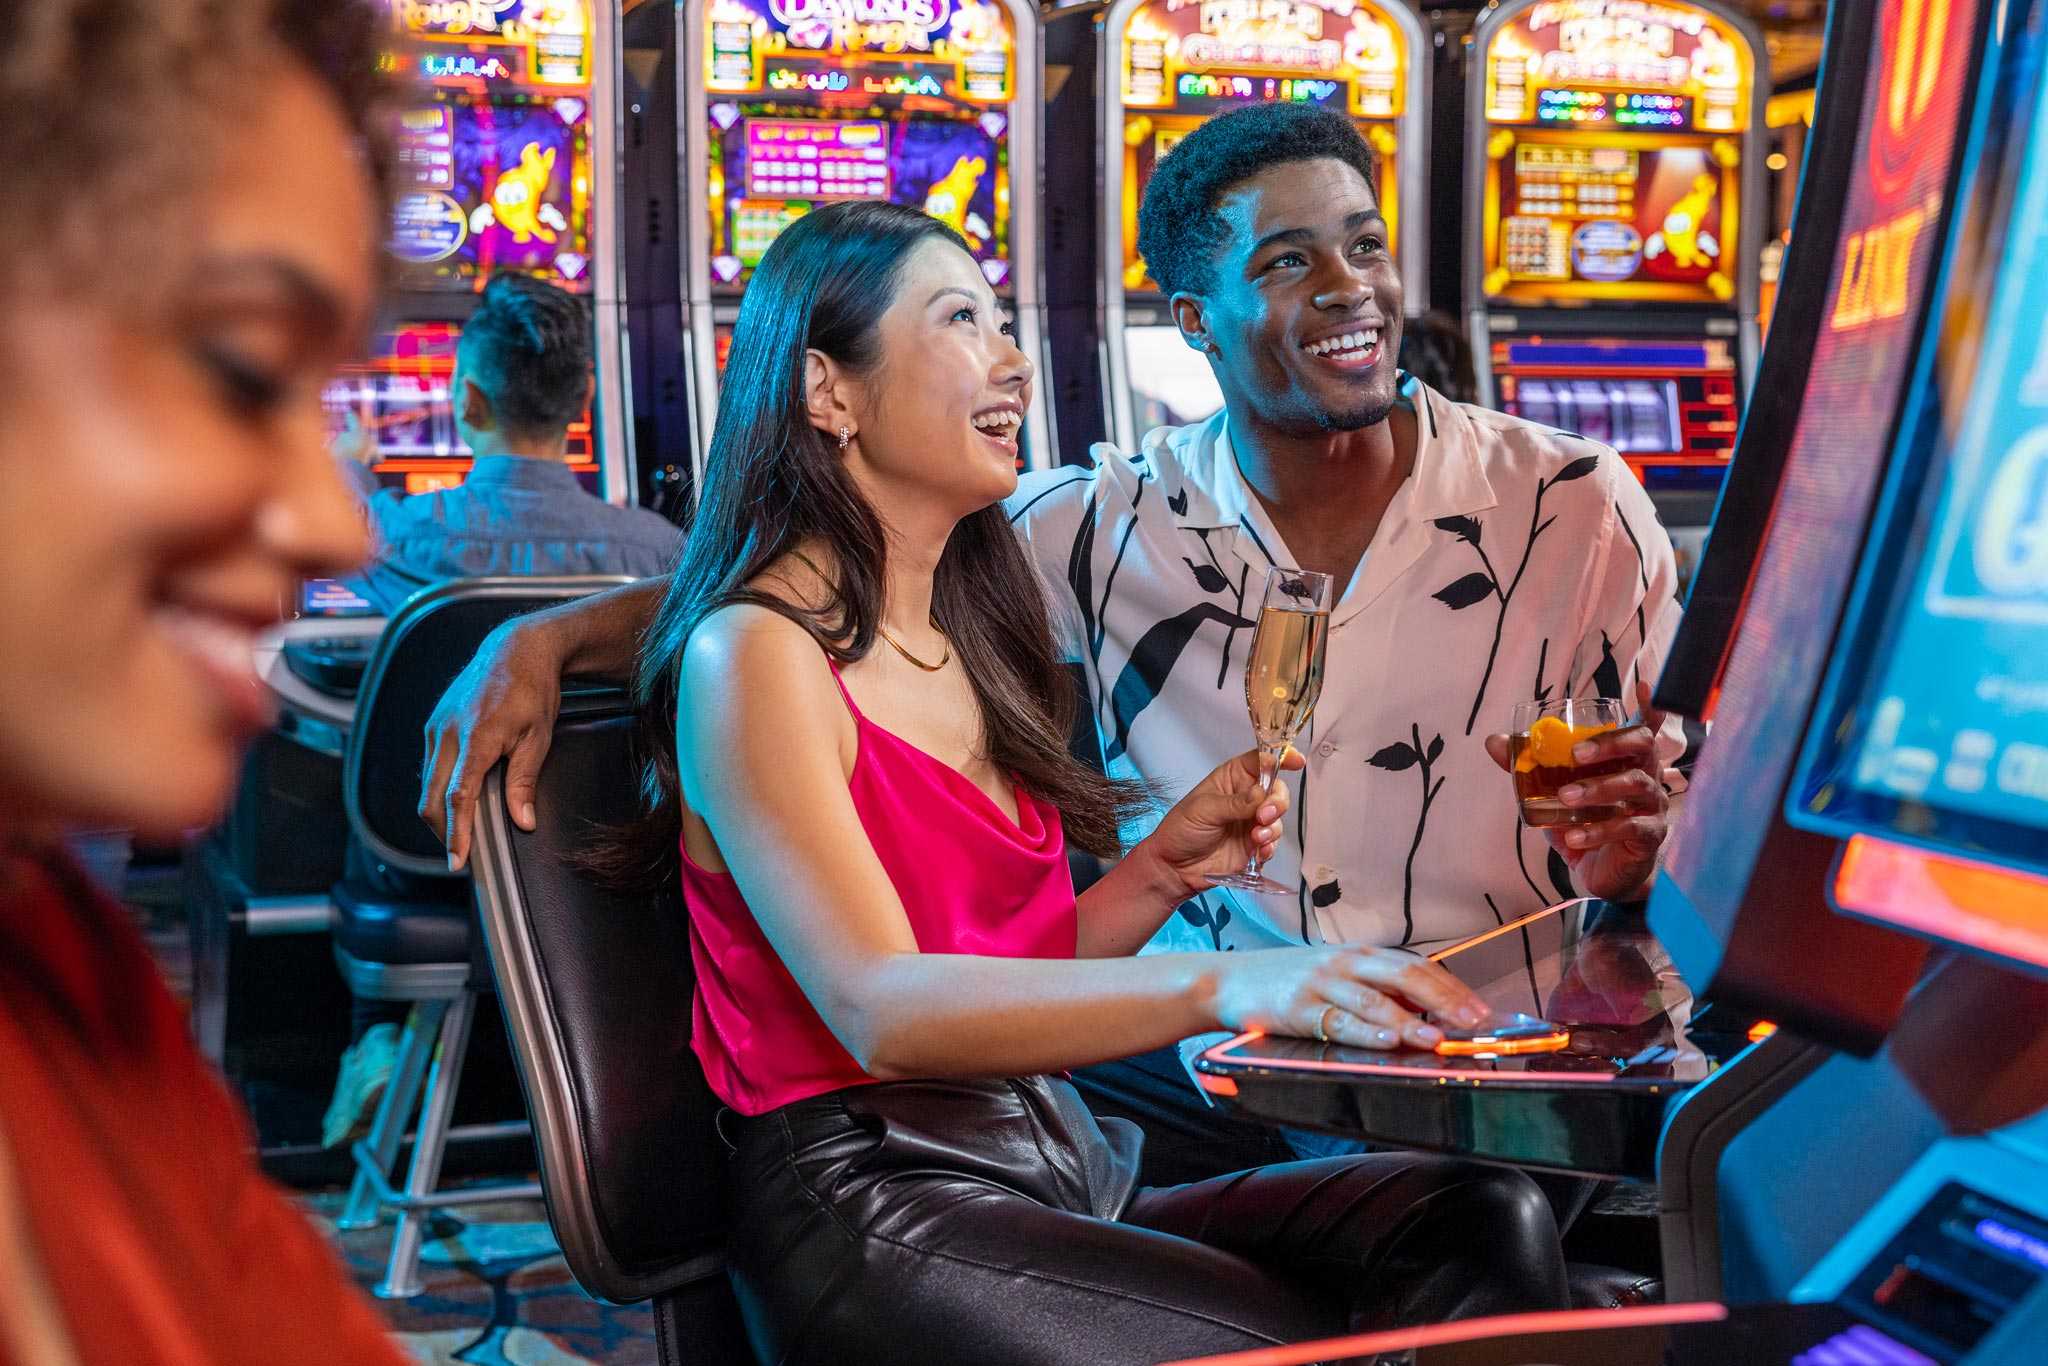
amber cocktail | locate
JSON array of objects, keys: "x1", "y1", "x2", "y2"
[{"x1": 1509, "y1": 699, "x2": 1629, "y2": 828}]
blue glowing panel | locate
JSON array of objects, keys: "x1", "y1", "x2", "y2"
[
  {"x1": 1794, "y1": 47, "x2": 2048, "y2": 879},
  {"x1": 1660, "y1": 0, "x2": 1985, "y2": 912}
]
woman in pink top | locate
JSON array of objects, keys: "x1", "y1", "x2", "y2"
[{"x1": 608, "y1": 202, "x2": 1569, "y2": 1362}]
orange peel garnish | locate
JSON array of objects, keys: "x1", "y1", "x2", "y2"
[{"x1": 1514, "y1": 716, "x2": 1616, "y2": 772}]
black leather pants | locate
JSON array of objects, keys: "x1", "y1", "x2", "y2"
[{"x1": 724, "y1": 1076, "x2": 1569, "y2": 1365}]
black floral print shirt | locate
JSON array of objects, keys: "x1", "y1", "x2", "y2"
[{"x1": 1006, "y1": 376, "x2": 1685, "y2": 954}]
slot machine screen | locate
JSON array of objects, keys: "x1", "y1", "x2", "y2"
[
  {"x1": 300, "y1": 579, "x2": 378, "y2": 619},
  {"x1": 1509, "y1": 373, "x2": 1680, "y2": 454},
  {"x1": 702, "y1": 0, "x2": 1017, "y2": 293},
  {"x1": 1473, "y1": 0, "x2": 1756, "y2": 309},
  {"x1": 1491, "y1": 336, "x2": 1737, "y2": 473},
  {"x1": 1792, "y1": 35, "x2": 2048, "y2": 913},
  {"x1": 1658, "y1": 0, "x2": 1989, "y2": 919},
  {"x1": 388, "y1": 93, "x2": 595, "y2": 291},
  {"x1": 322, "y1": 323, "x2": 596, "y2": 494},
  {"x1": 1480, "y1": 135, "x2": 1739, "y2": 305}
]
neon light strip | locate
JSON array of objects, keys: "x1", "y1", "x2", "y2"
[
  {"x1": 1199, "y1": 1030, "x2": 1663, "y2": 1084},
  {"x1": 1425, "y1": 897, "x2": 1587, "y2": 961},
  {"x1": 1158, "y1": 1302, "x2": 1729, "y2": 1365}
]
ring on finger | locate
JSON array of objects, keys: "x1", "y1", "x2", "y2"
[{"x1": 1314, "y1": 1004, "x2": 1340, "y2": 1044}]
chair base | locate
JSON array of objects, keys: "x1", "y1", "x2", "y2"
[{"x1": 338, "y1": 989, "x2": 538, "y2": 1298}]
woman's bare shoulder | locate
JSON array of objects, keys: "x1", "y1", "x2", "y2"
[{"x1": 684, "y1": 602, "x2": 826, "y2": 690}]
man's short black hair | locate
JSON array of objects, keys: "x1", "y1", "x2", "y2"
[
  {"x1": 1136, "y1": 103, "x2": 1379, "y2": 298},
  {"x1": 458, "y1": 273, "x2": 592, "y2": 438}
]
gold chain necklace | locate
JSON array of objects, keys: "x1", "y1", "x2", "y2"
[
  {"x1": 789, "y1": 549, "x2": 951, "y2": 671},
  {"x1": 876, "y1": 620, "x2": 950, "y2": 672}
]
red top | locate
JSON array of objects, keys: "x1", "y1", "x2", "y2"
[
  {"x1": 0, "y1": 847, "x2": 404, "y2": 1366},
  {"x1": 682, "y1": 660, "x2": 1078, "y2": 1115}
]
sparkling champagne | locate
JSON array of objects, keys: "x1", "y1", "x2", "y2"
[{"x1": 1245, "y1": 605, "x2": 1329, "y2": 747}]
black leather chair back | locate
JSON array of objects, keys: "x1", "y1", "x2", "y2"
[
  {"x1": 344, "y1": 577, "x2": 632, "y2": 876},
  {"x1": 470, "y1": 701, "x2": 736, "y2": 1313}
]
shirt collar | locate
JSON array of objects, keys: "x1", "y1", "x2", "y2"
[
  {"x1": 1156, "y1": 375, "x2": 1497, "y2": 532},
  {"x1": 1150, "y1": 375, "x2": 1499, "y2": 625},
  {"x1": 460, "y1": 454, "x2": 585, "y2": 490}
]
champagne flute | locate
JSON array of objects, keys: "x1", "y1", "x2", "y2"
[{"x1": 1208, "y1": 566, "x2": 1334, "y2": 894}]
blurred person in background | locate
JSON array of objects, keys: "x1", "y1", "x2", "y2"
[
  {"x1": 1396, "y1": 309, "x2": 1478, "y2": 405},
  {"x1": 322, "y1": 271, "x2": 678, "y2": 1150},
  {"x1": 0, "y1": 2, "x2": 409, "y2": 1359},
  {"x1": 334, "y1": 272, "x2": 676, "y2": 615}
]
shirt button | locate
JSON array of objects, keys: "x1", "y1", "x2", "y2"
[{"x1": 1318, "y1": 741, "x2": 1338, "y2": 757}]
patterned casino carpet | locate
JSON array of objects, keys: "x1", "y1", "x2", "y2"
[{"x1": 303, "y1": 1193, "x2": 660, "y2": 1364}]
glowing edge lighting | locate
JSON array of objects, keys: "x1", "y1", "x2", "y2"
[
  {"x1": 1196, "y1": 1030, "x2": 1664, "y2": 1085},
  {"x1": 1835, "y1": 834, "x2": 2048, "y2": 972},
  {"x1": 1158, "y1": 1302, "x2": 1730, "y2": 1366}
]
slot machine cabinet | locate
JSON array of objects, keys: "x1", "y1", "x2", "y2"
[
  {"x1": 679, "y1": 0, "x2": 1053, "y2": 481},
  {"x1": 1158, "y1": 4, "x2": 2048, "y2": 1355},
  {"x1": 326, "y1": 1, "x2": 634, "y2": 504},
  {"x1": 1465, "y1": 0, "x2": 1767, "y2": 535},
  {"x1": 1069, "y1": 0, "x2": 1430, "y2": 455},
  {"x1": 620, "y1": 0, "x2": 697, "y2": 520},
  {"x1": 1646, "y1": 0, "x2": 2029, "y2": 1315}
]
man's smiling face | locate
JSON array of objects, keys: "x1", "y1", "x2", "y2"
[{"x1": 1176, "y1": 157, "x2": 1406, "y2": 438}]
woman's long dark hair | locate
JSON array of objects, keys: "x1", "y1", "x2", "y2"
[{"x1": 598, "y1": 201, "x2": 1143, "y2": 888}]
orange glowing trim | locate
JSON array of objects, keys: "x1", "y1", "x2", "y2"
[
  {"x1": 1200, "y1": 1032, "x2": 1639, "y2": 1085},
  {"x1": 1835, "y1": 835, "x2": 2048, "y2": 971},
  {"x1": 1434, "y1": 1030, "x2": 1570, "y2": 1057},
  {"x1": 1747, "y1": 1020, "x2": 1779, "y2": 1043},
  {"x1": 1196, "y1": 1073, "x2": 1239, "y2": 1097},
  {"x1": 1159, "y1": 1302, "x2": 1730, "y2": 1366},
  {"x1": 1427, "y1": 898, "x2": 1589, "y2": 962}
]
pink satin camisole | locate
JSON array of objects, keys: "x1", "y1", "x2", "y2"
[{"x1": 681, "y1": 658, "x2": 1077, "y2": 1115}]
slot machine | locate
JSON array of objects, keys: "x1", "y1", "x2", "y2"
[
  {"x1": 1642, "y1": 0, "x2": 2048, "y2": 1348},
  {"x1": 1169, "y1": 0, "x2": 2048, "y2": 1358},
  {"x1": 1048, "y1": 0, "x2": 1429, "y2": 456},
  {"x1": 326, "y1": 1, "x2": 633, "y2": 503},
  {"x1": 679, "y1": 0, "x2": 1052, "y2": 479},
  {"x1": 1465, "y1": 0, "x2": 1766, "y2": 540}
]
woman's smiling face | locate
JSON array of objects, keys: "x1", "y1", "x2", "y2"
[{"x1": 839, "y1": 238, "x2": 1035, "y2": 517}]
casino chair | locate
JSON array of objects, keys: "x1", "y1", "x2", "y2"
[
  {"x1": 468, "y1": 700, "x2": 754, "y2": 1362},
  {"x1": 331, "y1": 575, "x2": 634, "y2": 1299}
]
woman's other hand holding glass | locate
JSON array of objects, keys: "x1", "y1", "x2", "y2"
[{"x1": 1133, "y1": 745, "x2": 1306, "y2": 899}]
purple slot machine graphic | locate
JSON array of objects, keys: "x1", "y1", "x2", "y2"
[
  {"x1": 682, "y1": 0, "x2": 1052, "y2": 476},
  {"x1": 323, "y1": 1, "x2": 633, "y2": 503},
  {"x1": 388, "y1": 97, "x2": 593, "y2": 288}
]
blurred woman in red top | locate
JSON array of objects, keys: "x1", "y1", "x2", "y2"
[{"x1": 0, "y1": 2, "x2": 406, "y2": 1361}]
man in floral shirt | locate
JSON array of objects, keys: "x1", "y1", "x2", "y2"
[
  {"x1": 1015, "y1": 104, "x2": 1681, "y2": 953},
  {"x1": 1008, "y1": 103, "x2": 1683, "y2": 1178}
]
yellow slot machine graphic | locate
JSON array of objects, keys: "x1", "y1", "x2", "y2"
[
  {"x1": 322, "y1": 0, "x2": 634, "y2": 504},
  {"x1": 1465, "y1": 0, "x2": 1766, "y2": 543},
  {"x1": 681, "y1": 0, "x2": 1052, "y2": 476},
  {"x1": 1084, "y1": 0, "x2": 1430, "y2": 452}
]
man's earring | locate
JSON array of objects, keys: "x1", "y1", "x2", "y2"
[{"x1": 837, "y1": 426, "x2": 852, "y2": 449}]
